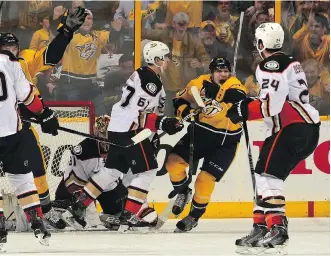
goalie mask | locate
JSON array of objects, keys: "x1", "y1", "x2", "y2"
[{"x1": 94, "y1": 115, "x2": 111, "y2": 154}]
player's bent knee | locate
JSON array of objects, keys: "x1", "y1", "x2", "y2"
[
  {"x1": 90, "y1": 167, "x2": 122, "y2": 191},
  {"x1": 166, "y1": 153, "x2": 188, "y2": 182},
  {"x1": 194, "y1": 171, "x2": 216, "y2": 204}
]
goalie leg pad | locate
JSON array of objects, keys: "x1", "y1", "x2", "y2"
[
  {"x1": 125, "y1": 169, "x2": 157, "y2": 214},
  {"x1": 7, "y1": 172, "x2": 43, "y2": 222},
  {"x1": 191, "y1": 171, "x2": 215, "y2": 219},
  {"x1": 166, "y1": 153, "x2": 188, "y2": 187}
]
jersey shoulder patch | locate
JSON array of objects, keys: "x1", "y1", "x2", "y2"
[
  {"x1": 137, "y1": 67, "x2": 163, "y2": 97},
  {"x1": 0, "y1": 50, "x2": 18, "y2": 61},
  {"x1": 72, "y1": 138, "x2": 100, "y2": 160},
  {"x1": 259, "y1": 54, "x2": 297, "y2": 73}
]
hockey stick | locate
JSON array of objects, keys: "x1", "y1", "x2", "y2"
[
  {"x1": 168, "y1": 86, "x2": 205, "y2": 199},
  {"x1": 22, "y1": 118, "x2": 152, "y2": 148},
  {"x1": 233, "y1": 11, "x2": 244, "y2": 76}
]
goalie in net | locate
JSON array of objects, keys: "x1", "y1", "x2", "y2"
[{"x1": 52, "y1": 115, "x2": 158, "y2": 230}]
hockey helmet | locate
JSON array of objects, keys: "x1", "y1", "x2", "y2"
[
  {"x1": 94, "y1": 115, "x2": 111, "y2": 153},
  {"x1": 209, "y1": 57, "x2": 231, "y2": 73},
  {"x1": 255, "y1": 22, "x2": 284, "y2": 56},
  {"x1": 0, "y1": 33, "x2": 20, "y2": 55},
  {"x1": 143, "y1": 41, "x2": 170, "y2": 66}
]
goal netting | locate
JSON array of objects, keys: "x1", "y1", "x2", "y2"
[{"x1": 0, "y1": 101, "x2": 96, "y2": 199}]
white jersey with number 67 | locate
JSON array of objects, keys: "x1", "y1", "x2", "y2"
[
  {"x1": 0, "y1": 52, "x2": 35, "y2": 137},
  {"x1": 108, "y1": 66, "x2": 166, "y2": 132},
  {"x1": 255, "y1": 53, "x2": 320, "y2": 137}
]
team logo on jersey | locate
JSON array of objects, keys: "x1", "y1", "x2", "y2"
[
  {"x1": 146, "y1": 83, "x2": 157, "y2": 94},
  {"x1": 73, "y1": 145, "x2": 82, "y2": 155},
  {"x1": 264, "y1": 60, "x2": 279, "y2": 71},
  {"x1": 76, "y1": 43, "x2": 97, "y2": 59},
  {"x1": 202, "y1": 99, "x2": 223, "y2": 117}
]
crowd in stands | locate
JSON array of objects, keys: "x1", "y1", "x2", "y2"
[{"x1": 0, "y1": 0, "x2": 329, "y2": 116}]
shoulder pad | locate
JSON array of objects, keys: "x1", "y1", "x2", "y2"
[
  {"x1": 260, "y1": 54, "x2": 297, "y2": 73},
  {"x1": 0, "y1": 50, "x2": 18, "y2": 61},
  {"x1": 137, "y1": 67, "x2": 163, "y2": 97},
  {"x1": 71, "y1": 138, "x2": 100, "y2": 160}
]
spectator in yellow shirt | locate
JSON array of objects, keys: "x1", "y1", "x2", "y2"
[
  {"x1": 302, "y1": 58, "x2": 330, "y2": 115},
  {"x1": 30, "y1": 12, "x2": 53, "y2": 51},
  {"x1": 293, "y1": 13, "x2": 330, "y2": 68}
]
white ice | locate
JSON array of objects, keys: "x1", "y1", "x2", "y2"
[{"x1": 2, "y1": 218, "x2": 329, "y2": 256}]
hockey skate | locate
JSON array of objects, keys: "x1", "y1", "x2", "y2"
[
  {"x1": 0, "y1": 216, "x2": 8, "y2": 252},
  {"x1": 28, "y1": 210, "x2": 51, "y2": 246},
  {"x1": 174, "y1": 215, "x2": 198, "y2": 233},
  {"x1": 118, "y1": 210, "x2": 151, "y2": 233},
  {"x1": 251, "y1": 224, "x2": 289, "y2": 255},
  {"x1": 99, "y1": 213, "x2": 121, "y2": 231},
  {"x1": 172, "y1": 187, "x2": 192, "y2": 216},
  {"x1": 61, "y1": 200, "x2": 87, "y2": 230},
  {"x1": 235, "y1": 223, "x2": 268, "y2": 254},
  {"x1": 44, "y1": 207, "x2": 66, "y2": 230}
]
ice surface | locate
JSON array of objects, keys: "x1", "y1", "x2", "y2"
[{"x1": 2, "y1": 218, "x2": 329, "y2": 256}]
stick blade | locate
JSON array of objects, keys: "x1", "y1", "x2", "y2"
[
  {"x1": 191, "y1": 86, "x2": 205, "y2": 108},
  {"x1": 131, "y1": 129, "x2": 152, "y2": 144}
]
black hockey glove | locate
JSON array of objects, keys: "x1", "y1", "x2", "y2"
[
  {"x1": 172, "y1": 98, "x2": 194, "y2": 121},
  {"x1": 156, "y1": 116, "x2": 184, "y2": 135},
  {"x1": 226, "y1": 98, "x2": 254, "y2": 124},
  {"x1": 36, "y1": 107, "x2": 59, "y2": 136},
  {"x1": 202, "y1": 80, "x2": 220, "y2": 99},
  {"x1": 58, "y1": 7, "x2": 87, "y2": 37}
]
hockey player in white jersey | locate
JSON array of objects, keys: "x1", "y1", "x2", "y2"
[
  {"x1": 226, "y1": 23, "x2": 320, "y2": 254},
  {"x1": 61, "y1": 41, "x2": 183, "y2": 230},
  {"x1": 52, "y1": 115, "x2": 158, "y2": 230},
  {"x1": 0, "y1": 50, "x2": 59, "y2": 248}
]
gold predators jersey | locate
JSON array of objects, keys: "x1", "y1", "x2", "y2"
[
  {"x1": 61, "y1": 31, "x2": 110, "y2": 78},
  {"x1": 176, "y1": 74, "x2": 246, "y2": 135}
]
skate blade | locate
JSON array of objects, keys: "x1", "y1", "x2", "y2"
[
  {"x1": 174, "y1": 228, "x2": 188, "y2": 233},
  {"x1": 264, "y1": 244, "x2": 288, "y2": 255},
  {"x1": 128, "y1": 226, "x2": 150, "y2": 234},
  {"x1": 36, "y1": 234, "x2": 50, "y2": 246},
  {"x1": 235, "y1": 246, "x2": 254, "y2": 255},
  {"x1": 61, "y1": 211, "x2": 84, "y2": 230}
]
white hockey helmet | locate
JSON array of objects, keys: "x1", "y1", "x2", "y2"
[
  {"x1": 143, "y1": 41, "x2": 170, "y2": 66},
  {"x1": 255, "y1": 22, "x2": 284, "y2": 57}
]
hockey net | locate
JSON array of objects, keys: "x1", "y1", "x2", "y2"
[{"x1": 0, "y1": 101, "x2": 96, "y2": 200}]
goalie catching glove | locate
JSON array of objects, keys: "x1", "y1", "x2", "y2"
[
  {"x1": 58, "y1": 7, "x2": 87, "y2": 37},
  {"x1": 36, "y1": 107, "x2": 59, "y2": 136}
]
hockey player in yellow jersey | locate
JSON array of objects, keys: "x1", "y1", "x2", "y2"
[
  {"x1": 166, "y1": 57, "x2": 247, "y2": 232},
  {"x1": 0, "y1": 7, "x2": 87, "y2": 229}
]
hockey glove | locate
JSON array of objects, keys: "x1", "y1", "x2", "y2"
[
  {"x1": 202, "y1": 80, "x2": 220, "y2": 99},
  {"x1": 156, "y1": 116, "x2": 184, "y2": 135},
  {"x1": 172, "y1": 98, "x2": 194, "y2": 121},
  {"x1": 226, "y1": 98, "x2": 254, "y2": 124},
  {"x1": 58, "y1": 7, "x2": 87, "y2": 37},
  {"x1": 36, "y1": 107, "x2": 59, "y2": 136}
]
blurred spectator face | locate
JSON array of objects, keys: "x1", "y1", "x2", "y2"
[
  {"x1": 200, "y1": 23, "x2": 216, "y2": 45},
  {"x1": 303, "y1": 60, "x2": 320, "y2": 86},
  {"x1": 72, "y1": 1, "x2": 84, "y2": 9},
  {"x1": 313, "y1": 1, "x2": 329, "y2": 12},
  {"x1": 255, "y1": 1, "x2": 266, "y2": 10},
  {"x1": 300, "y1": 1, "x2": 314, "y2": 19},
  {"x1": 53, "y1": 6, "x2": 65, "y2": 18},
  {"x1": 212, "y1": 69, "x2": 230, "y2": 84},
  {"x1": 255, "y1": 13, "x2": 269, "y2": 28},
  {"x1": 41, "y1": 17, "x2": 50, "y2": 30},
  {"x1": 173, "y1": 21, "x2": 188, "y2": 40},
  {"x1": 1, "y1": 45, "x2": 19, "y2": 57},
  {"x1": 154, "y1": 22, "x2": 168, "y2": 32},
  {"x1": 217, "y1": 0, "x2": 231, "y2": 15},
  {"x1": 119, "y1": 60, "x2": 134, "y2": 76},
  {"x1": 80, "y1": 14, "x2": 93, "y2": 32},
  {"x1": 309, "y1": 19, "x2": 325, "y2": 42}
]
